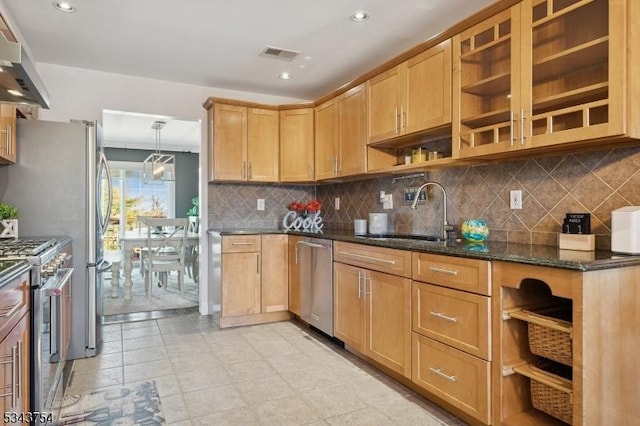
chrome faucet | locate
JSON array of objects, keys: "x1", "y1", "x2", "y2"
[{"x1": 410, "y1": 181, "x2": 453, "y2": 240}]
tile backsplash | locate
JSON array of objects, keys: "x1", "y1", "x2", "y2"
[{"x1": 208, "y1": 145, "x2": 640, "y2": 249}]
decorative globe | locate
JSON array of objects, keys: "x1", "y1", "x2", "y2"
[{"x1": 461, "y1": 219, "x2": 489, "y2": 242}]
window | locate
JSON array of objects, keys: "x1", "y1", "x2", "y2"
[{"x1": 104, "y1": 161, "x2": 175, "y2": 250}]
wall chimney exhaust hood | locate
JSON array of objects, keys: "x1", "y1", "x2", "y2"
[{"x1": 0, "y1": 32, "x2": 50, "y2": 109}]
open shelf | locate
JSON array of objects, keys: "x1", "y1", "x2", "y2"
[
  {"x1": 460, "y1": 34, "x2": 511, "y2": 63},
  {"x1": 532, "y1": 82, "x2": 608, "y2": 114},
  {"x1": 532, "y1": 0, "x2": 598, "y2": 30},
  {"x1": 533, "y1": 37, "x2": 608, "y2": 83},
  {"x1": 461, "y1": 108, "x2": 511, "y2": 128},
  {"x1": 461, "y1": 72, "x2": 510, "y2": 96}
]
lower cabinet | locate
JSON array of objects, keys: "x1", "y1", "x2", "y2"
[
  {"x1": 220, "y1": 234, "x2": 290, "y2": 327},
  {"x1": 334, "y1": 261, "x2": 412, "y2": 378},
  {"x1": 412, "y1": 333, "x2": 490, "y2": 424},
  {"x1": 287, "y1": 236, "x2": 302, "y2": 316}
]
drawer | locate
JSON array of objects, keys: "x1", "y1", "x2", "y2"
[
  {"x1": 412, "y1": 252, "x2": 490, "y2": 295},
  {"x1": 334, "y1": 241, "x2": 411, "y2": 278},
  {"x1": 0, "y1": 270, "x2": 30, "y2": 341},
  {"x1": 412, "y1": 333, "x2": 490, "y2": 424},
  {"x1": 222, "y1": 235, "x2": 261, "y2": 253},
  {"x1": 412, "y1": 282, "x2": 490, "y2": 360}
]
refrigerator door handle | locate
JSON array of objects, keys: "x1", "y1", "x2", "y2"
[
  {"x1": 97, "y1": 150, "x2": 113, "y2": 235},
  {"x1": 97, "y1": 259, "x2": 112, "y2": 274}
]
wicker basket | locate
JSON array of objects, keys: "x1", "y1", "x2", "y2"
[
  {"x1": 509, "y1": 305, "x2": 573, "y2": 366},
  {"x1": 530, "y1": 360, "x2": 573, "y2": 424}
]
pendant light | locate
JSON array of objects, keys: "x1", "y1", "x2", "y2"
[{"x1": 143, "y1": 120, "x2": 175, "y2": 183}]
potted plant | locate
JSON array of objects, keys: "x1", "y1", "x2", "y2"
[
  {"x1": 186, "y1": 197, "x2": 199, "y2": 232},
  {"x1": 0, "y1": 202, "x2": 19, "y2": 238}
]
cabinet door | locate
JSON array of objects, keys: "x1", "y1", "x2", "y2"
[
  {"x1": 0, "y1": 104, "x2": 16, "y2": 164},
  {"x1": 367, "y1": 66, "x2": 404, "y2": 144},
  {"x1": 453, "y1": 5, "x2": 520, "y2": 159},
  {"x1": 280, "y1": 108, "x2": 315, "y2": 182},
  {"x1": 0, "y1": 314, "x2": 30, "y2": 416},
  {"x1": 338, "y1": 84, "x2": 367, "y2": 177},
  {"x1": 314, "y1": 99, "x2": 339, "y2": 180},
  {"x1": 261, "y1": 235, "x2": 288, "y2": 312},
  {"x1": 333, "y1": 262, "x2": 365, "y2": 352},
  {"x1": 526, "y1": 0, "x2": 625, "y2": 148},
  {"x1": 288, "y1": 236, "x2": 302, "y2": 316},
  {"x1": 247, "y1": 108, "x2": 279, "y2": 182},
  {"x1": 405, "y1": 40, "x2": 452, "y2": 135},
  {"x1": 221, "y1": 252, "x2": 261, "y2": 317},
  {"x1": 213, "y1": 103, "x2": 247, "y2": 180},
  {"x1": 365, "y1": 270, "x2": 411, "y2": 378}
]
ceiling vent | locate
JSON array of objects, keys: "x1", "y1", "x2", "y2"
[{"x1": 260, "y1": 45, "x2": 300, "y2": 61}]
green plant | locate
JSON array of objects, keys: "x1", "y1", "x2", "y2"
[
  {"x1": 0, "y1": 202, "x2": 19, "y2": 220},
  {"x1": 186, "y1": 196, "x2": 199, "y2": 217}
]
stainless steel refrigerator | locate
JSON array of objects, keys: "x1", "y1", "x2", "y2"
[{"x1": 0, "y1": 119, "x2": 113, "y2": 359}]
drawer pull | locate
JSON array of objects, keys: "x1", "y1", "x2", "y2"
[
  {"x1": 429, "y1": 367, "x2": 457, "y2": 383},
  {"x1": 231, "y1": 242, "x2": 254, "y2": 246},
  {"x1": 429, "y1": 311, "x2": 458, "y2": 323},
  {"x1": 429, "y1": 266, "x2": 458, "y2": 276},
  {"x1": 339, "y1": 251, "x2": 396, "y2": 265}
]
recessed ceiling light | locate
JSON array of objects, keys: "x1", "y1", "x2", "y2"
[
  {"x1": 350, "y1": 11, "x2": 369, "y2": 22},
  {"x1": 279, "y1": 72, "x2": 291, "y2": 80},
  {"x1": 54, "y1": 2, "x2": 75, "y2": 12},
  {"x1": 8, "y1": 89, "x2": 24, "y2": 97}
]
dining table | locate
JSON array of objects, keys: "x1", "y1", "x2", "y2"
[{"x1": 117, "y1": 228, "x2": 200, "y2": 300}]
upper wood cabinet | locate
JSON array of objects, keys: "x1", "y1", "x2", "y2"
[
  {"x1": 0, "y1": 104, "x2": 17, "y2": 164},
  {"x1": 453, "y1": 0, "x2": 640, "y2": 159},
  {"x1": 208, "y1": 102, "x2": 279, "y2": 182},
  {"x1": 279, "y1": 108, "x2": 315, "y2": 182},
  {"x1": 367, "y1": 40, "x2": 452, "y2": 144},
  {"x1": 315, "y1": 84, "x2": 367, "y2": 180}
]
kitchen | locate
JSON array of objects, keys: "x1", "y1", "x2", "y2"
[{"x1": 1, "y1": 0, "x2": 640, "y2": 425}]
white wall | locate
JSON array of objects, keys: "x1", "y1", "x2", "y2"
[{"x1": 35, "y1": 62, "x2": 309, "y2": 315}]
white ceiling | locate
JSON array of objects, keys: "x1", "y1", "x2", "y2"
[{"x1": 4, "y1": 0, "x2": 496, "y2": 153}]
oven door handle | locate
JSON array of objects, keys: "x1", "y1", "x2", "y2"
[{"x1": 44, "y1": 268, "x2": 74, "y2": 297}]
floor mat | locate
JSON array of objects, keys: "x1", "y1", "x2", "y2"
[{"x1": 55, "y1": 381, "x2": 165, "y2": 425}]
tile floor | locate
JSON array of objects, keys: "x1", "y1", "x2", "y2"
[{"x1": 65, "y1": 314, "x2": 468, "y2": 425}]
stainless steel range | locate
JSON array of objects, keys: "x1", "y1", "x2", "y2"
[{"x1": 0, "y1": 236, "x2": 73, "y2": 423}]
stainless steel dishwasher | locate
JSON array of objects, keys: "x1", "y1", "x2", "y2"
[{"x1": 296, "y1": 237, "x2": 334, "y2": 336}]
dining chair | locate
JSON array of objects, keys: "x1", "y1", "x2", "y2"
[
  {"x1": 141, "y1": 217, "x2": 188, "y2": 300},
  {"x1": 184, "y1": 216, "x2": 200, "y2": 283}
]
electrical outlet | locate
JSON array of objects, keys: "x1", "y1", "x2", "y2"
[
  {"x1": 404, "y1": 187, "x2": 427, "y2": 204},
  {"x1": 335, "y1": 197, "x2": 340, "y2": 210},
  {"x1": 257, "y1": 198, "x2": 265, "y2": 211},
  {"x1": 382, "y1": 194, "x2": 393, "y2": 209},
  {"x1": 510, "y1": 190, "x2": 522, "y2": 209}
]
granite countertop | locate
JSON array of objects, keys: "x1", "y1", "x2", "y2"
[
  {"x1": 0, "y1": 260, "x2": 32, "y2": 289},
  {"x1": 209, "y1": 228, "x2": 640, "y2": 272}
]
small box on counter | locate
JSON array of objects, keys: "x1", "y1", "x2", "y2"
[{"x1": 558, "y1": 234, "x2": 595, "y2": 251}]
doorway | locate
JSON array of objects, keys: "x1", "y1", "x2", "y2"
[{"x1": 100, "y1": 109, "x2": 201, "y2": 318}]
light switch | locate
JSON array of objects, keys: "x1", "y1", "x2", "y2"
[
  {"x1": 257, "y1": 199, "x2": 265, "y2": 211},
  {"x1": 335, "y1": 197, "x2": 340, "y2": 210}
]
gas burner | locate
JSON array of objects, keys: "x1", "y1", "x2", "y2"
[{"x1": 0, "y1": 238, "x2": 58, "y2": 257}]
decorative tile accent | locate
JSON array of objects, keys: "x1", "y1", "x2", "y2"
[{"x1": 208, "y1": 146, "x2": 640, "y2": 249}]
